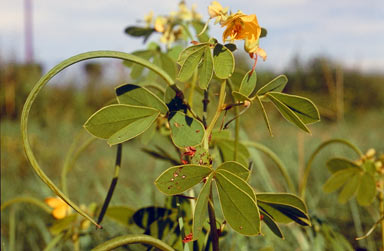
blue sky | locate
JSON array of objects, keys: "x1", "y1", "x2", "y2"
[{"x1": 1, "y1": 0, "x2": 383, "y2": 73}]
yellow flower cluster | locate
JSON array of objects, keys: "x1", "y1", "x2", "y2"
[
  {"x1": 208, "y1": 1, "x2": 266, "y2": 60},
  {"x1": 45, "y1": 197, "x2": 71, "y2": 219},
  {"x1": 146, "y1": 2, "x2": 202, "y2": 45}
]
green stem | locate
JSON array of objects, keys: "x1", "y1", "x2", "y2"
[
  {"x1": 234, "y1": 106, "x2": 240, "y2": 161},
  {"x1": 91, "y1": 234, "x2": 175, "y2": 251},
  {"x1": 1, "y1": 196, "x2": 52, "y2": 213},
  {"x1": 204, "y1": 80, "x2": 226, "y2": 151},
  {"x1": 298, "y1": 138, "x2": 363, "y2": 198},
  {"x1": 243, "y1": 141, "x2": 295, "y2": 193},
  {"x1": 21, "y1": 50, "x2": 174, "y2": 228},
  {"x1": 61, "y1": 135, "x2": 96, "y2": 196},
  {"x1": 9, "y1": 207, "x2": 16, "y2": 251}
]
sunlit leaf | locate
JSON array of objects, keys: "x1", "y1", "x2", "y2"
[
  {"x1": 266, "y1": 92, "x2": 320, "y2": 124},
  {"x1": 232, "y1": 91, "x2": 251, "y2": 102},
  {"x1": 168, "y1": 112, "x2": 205, "y2": 148},
  {"x1": 116, "y1": 84, "x2": 168, "y2": 114},
  {"x1": 198, "y1": 47, "x2": 214, "y2": 90},
  {"x1": 213, "y1": 43, "x2": 235, "y2": 79},
  {"x1": 256, "y1": 75, "x2": 287, "y2": 95},
  {"x1": 84, "y1": 104, "x2": 160, "y2": 145},
  {"x1": 177, "y1": 44, "x2": 206, "y2": 82},
  {"x1": 155, "y1": 164, "x2": 212, "y2": 195},
  {"x1": 215, "y1": 170, "x2": 260, "y2": 235},
  {"x1": 239, "y1": 70, "x2": 257, "y2": 97},
  {"x1": 215, "y1": 139, "x2": 250, "y2": 167}
]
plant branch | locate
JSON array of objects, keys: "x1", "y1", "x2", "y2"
[{"x1": 21, "y1": 51, "x2": 173, "y2": 228}]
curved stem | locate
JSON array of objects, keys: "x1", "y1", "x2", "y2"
[
  {"x1": 1, "y1": 196, "x2": 52, "y2": 213},
  {"x1": 91, "y1": 234, "x2": 175, "y2": 251},
  {"x1": 204, "y1": 80, "x2": 226, "y2": 151},
  {"x1": 299, "y1": 138, "x2": 363, "y2": 198},
  {"x1": 243, "y1": 141, "x2": 295, "y2": 193},
  {"x1": 21, "y1": 50, "x2": 174, "y2": 228}
]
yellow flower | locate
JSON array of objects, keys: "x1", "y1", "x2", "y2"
[
  {"x1": 222, "y1": 11, "x2": 261, "y2": 43},
  {"x1": 45, "y1": 197, "x2": 71, "y2": 219},
  {"x1": 154, "y1": 16, "x2": 167, "y2": 33},
  {"x1": 208, "y1": 1, "x2": 228, "y2": 24}
]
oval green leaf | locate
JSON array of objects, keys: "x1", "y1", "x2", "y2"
[
  {"x1": 213, "y1": 43, "x2": 235, "y2": 79},
  {"x1": 116, "y1": 84, "x2": 168, "y2": 115},
  {"x1": 261, "y1": 212, "x2": 284, "y2": 239},
  {"x1": 215, "y1": 170, "x2": 260, "y2": 235},
  {"x1": 105, "y1": 206, "x2": 136, "y2": 227},
  {"x1": 192, "y1": 173, "x2": 213, "y2": 240},
  {"x1": 323, "y1": 168, "x2": 359, "y2": 194},
  {"x1": 169, "y1": 112, "x2": 205, "y2": 148},
  {"x1": 338, "y1": 173, "x2": 360, "y2": 204},
  {"x1": 239, "y1": 70, "x2": 257, "y2": 97},
  {"x1": 256, "y1": 75, "x2": 287, "y2": 95},
  {"x1": 232, "y1": 91, "x2": 251, "y2": 102},
  {"x1": 216, "y1": 161, "x2": 250, "y2": 180},
  {"x1": 84, "y1": 104, "x2": 159, "y2": 143},
  {"x1": 255, "y1": 96, "x2": 273, "y2": 136},
  {"x1": 177, "y1": 45, "x2": 206, "y2": 82},
  {"x1": 356, "y1": 172, "x2": 377, "y2": 206},
  {"x1": 198, "y1": 47, "x2": 214, "y2": 90},
  {"x1": 154, "y1": 164, "x2": 212, "y2": 195}
]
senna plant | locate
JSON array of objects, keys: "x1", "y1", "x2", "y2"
[{"x1": 21, "y1": 1, "x2": 321, "y2": 250}]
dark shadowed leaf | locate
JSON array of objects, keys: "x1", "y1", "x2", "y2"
[
  {"x1": 261, "y1": 212, "x2": 283, "y2": 239},
  {"x1": 326, "y1": 158, "x2": 361, "y2": 173},
  {"x1": 124, "y1": 26, "x2": 156, "y2": 42},
  {"x1": 132, "y1": 206, "x2": 173, "y2": 229},
  {"x1": 116, "y1": 84, "x2": 168, "y2": 114}
]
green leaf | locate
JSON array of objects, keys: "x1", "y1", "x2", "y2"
[
  {"x1": 266, "y1": 92, "x2": 320, "y2": 124},
  {"x1": 116, "y1": 84, "x2": 168, "y2": 114},
  {"x1": 198, "y1": 47, "x2": 214, "y2": 90},
  {"x1": 159, "y1": 53, "x2": 177, "y2": 80},
  {"x1": 232, "y1": 91, "x2": 251, "y2": 102},
  {"x1": 213, "y1": 43, "x2": 235, "y2": 79},
  {"x1": 177, "y1": 44, "x2": 206, "y2": 82},
  {"x1": 132, "y1": 206, "x2": 173, "y2": 229},
  {"x1": 192, "y1": 173, "x2": 213, "y2": 240},
  {"x1": 224, "y1": 43, "x2": 237, "y2": 52},
  {"x1": 105, "y1": 206, "x2": 135, "y2": 227},
  {"x1": 192, "y1": 20, "x2": 209, "y2": 42},
  {"x1": 124, "y1": 50, "x2": 153, "y2": 79},
  {"x1": 168, "y1": 112, "x2": 205, "y2": 148},
  {"x1": 256, "y1": 75, "x2": 287, "y2": 95},
  {"x1": 84, "y1": 104, "x2": 159, "y2": 145},
  {"x1": 261, "y1": 212, "x2": 284, "y2": 239},
  {"x1": 260, "y1": 27, "x2": 268, "y2": 38},
  {"x1": 256, "y1": 193, "x2": 310, "y2": 226},
  {"x1": 215, "y1": 139, "x2": 250, "y2": 167},
  {"x1": 124, "y1": 26, "x2": 156, "y2": 42},
  {"x1": 256, "y1": 193, "x2": 307, "y2": 213},
  {"x1": 323, "y1": 168, "x2": 359, "y2": 194},
  {"x1": 356, "y1": 172, "x2": 377, "y2": 206},
  {"x1": 167, "y1": 45, "x2": 183, "y2": 62},
  {"x1": 216, "y1": 169, "x2": 255, "y2": 200},
  {"x1": 239, "y1": 70, "x2": 257, "y2": 97},
  {"x1": 255, "y1": 96, "x2": 273, "y2": 136},
  {"x1": 266, "y1": 93, "x2": 311, "y2": 133},
  {"x1": 326, "y1": 158, "x2": 361, "y2": 173},
  {"x1": 216, "y1": 161, "x2": 250, "y2": 180},
  {"x1": 215, "y1": 170, "x2": 260, "y2": 235},
  {"x1": 155, "y1": 164, "x2": 212, "y2": 195},
  {"x1": 338, "y1": 173, "x2": 360, "y2": 204}
]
